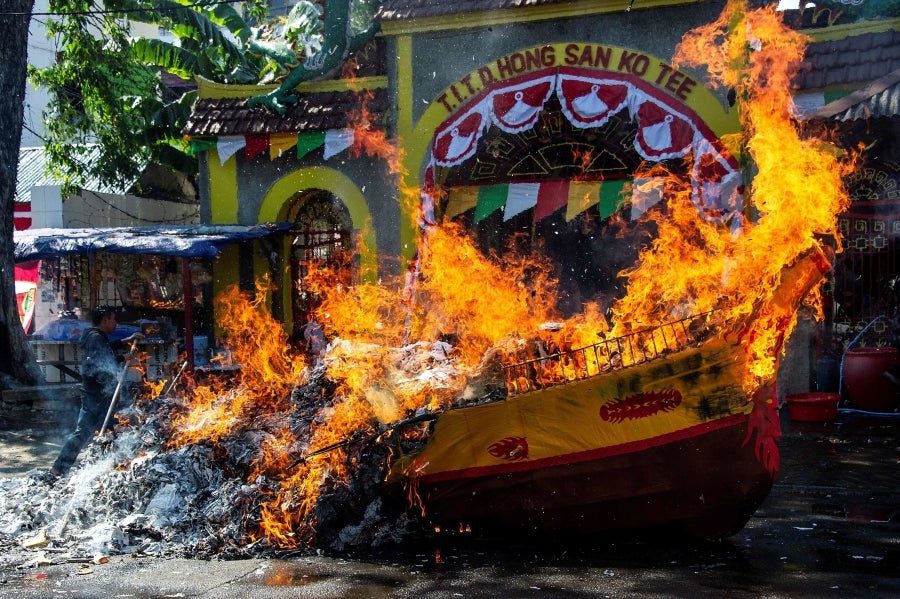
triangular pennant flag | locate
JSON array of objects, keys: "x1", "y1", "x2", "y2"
[
  {"x1": 245, "y1": 134, "x2": 269, "y2": 161},
  {"x1": 474, "y1": 184, "x2": 508, "y2": 223},
  {"x1": 598, "y1": 179, "x2": 626, "y2": 219},
  {"x1": 503, "y1": 183, "x2": 540, "y2": 221},
  {"x1": 216, "y1": 136, "x2": 245, "y2": 165},
  {"x1": 296, "y1": 131, "x2": 326, "y2": 160},
  {"x1": 534, "y1": 180, "x2": 569, "y2": 222},
  {"x1": 444, "y1": 187, "x2": 479, "y2": 220},
  {"x1": 188, "y1": 138, "x2": 216, "y2": 155},
  {"x1": 269, "y1": 133, "x2": 298, "y2": 160},
  {"x1": 324, "y1": 129, "x2": 355, "y2": 159},
  {"x1": 565, "y1": 181, "x2": 600, "y2": 221},
  {"x1": 630, "y1": 177, "x2": 665, "y2": 219}
]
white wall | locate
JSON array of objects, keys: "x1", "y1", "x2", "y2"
[
  {"x1": 61, "y1": 191, "x2": 200, "y2": 228},
  {"x1": 28, "y1": 185, "x2": 64, "y2": 228}
]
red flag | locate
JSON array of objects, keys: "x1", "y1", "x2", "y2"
[
  {"x1": 244, "y1": 134, "x2": 270, "y2": 161},
  {"x1": 534, "y1": 180, "x2": 570, "y2": 222},
  {"x1": 14, "y1": 202, "x2": 31, "y2": 230}
]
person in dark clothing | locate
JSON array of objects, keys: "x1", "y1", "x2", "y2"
[{"x1": 50, "y1": 306, "x2": 143, "y2": 477}]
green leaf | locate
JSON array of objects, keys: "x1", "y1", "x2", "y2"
[
  {"x1": 178, "y1": 0, "x2": 256, "y2": 43},
  {"x1": 111, "y1": 0, "x2": 249, "y2": 69},
  {"x1": 149, "y1": 90, "x2": 196, "y2": 130},
  {"x1": 130, "y1": 37, "x2": 198, "y2": 80}
]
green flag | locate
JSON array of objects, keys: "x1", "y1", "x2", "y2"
[
  {"x1": 296, "y1": 131, "x2": 326, "y2": 160},
  {"x1": 599, "y1": 179, "x2": 626, "y2": 219},
  {"x1": 188, "y1": 138, "x2": 217, "y2": 155},
  {"x1": 474, "y1": 184, "x2": 509, "y2": 223}
]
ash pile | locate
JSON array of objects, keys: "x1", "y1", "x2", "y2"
[{"x1": 0, "y1": 339, "x2": 502, "y2": 563}]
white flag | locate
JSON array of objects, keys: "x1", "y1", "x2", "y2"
[
  {"x1": 217, "y1": 136, "x2": 245, "y2": 165},
  {"x1": 503, "y1": 183, "x2": 540, "y2": 221},
  {"x1": 324, "y1": 129, "x2": 356, "y2": 159}
]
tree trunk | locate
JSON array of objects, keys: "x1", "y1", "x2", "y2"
[{"x1": 0, "y1": 0, "x2": 42, "y2": 388}]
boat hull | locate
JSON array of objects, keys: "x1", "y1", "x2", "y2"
[
  {"x1": 403, "y1": 414, "x2": 770, "y2": 537},
  {"x1": 383, "y1": 247, "x2": 829, "y2": 538},
  {"x1": 386, "y1": 338, "x2": 779, "y2": 538}
]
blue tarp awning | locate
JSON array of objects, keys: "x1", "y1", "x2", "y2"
[{"x1": 14, "y1": 223, "x2": 294, "y2": 263}]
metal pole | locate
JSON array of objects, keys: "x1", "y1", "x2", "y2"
[
  {"x1": 183, "y1": 257, "x2": 195, "y2": 372},
  {"x1": 98, "y1": 341, "x2": 137, "y2": 436}
]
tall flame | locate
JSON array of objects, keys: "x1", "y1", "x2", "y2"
[
  {"x1": 610, "y1": 0, "x2": 850, "y2": 388},
  {"x1": 166, "y1": 280, "x2": 307, "y2": 449}
]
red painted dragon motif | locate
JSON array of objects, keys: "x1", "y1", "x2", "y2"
[
  {"x1": 488, "y1": 436, "x2": 529, "y2": 461},
  {"x1": 599, "y1": 389, "x2": 683, "y2": 423},
  {"x1": 743, "y1": 382, "x2": 781, "y2": 477}
]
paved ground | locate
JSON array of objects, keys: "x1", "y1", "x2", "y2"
[{"x1": 0, "y1": 406, "x2": 896, "y2": 598}]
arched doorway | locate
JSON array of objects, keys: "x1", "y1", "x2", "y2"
[{"x1": 286, "y1": 190, "x2": 354, "y2": 343}]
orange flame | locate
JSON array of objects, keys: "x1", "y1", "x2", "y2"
[
  {"x1": 166, "y1": 281, "x2": 306, "y2": 449},
  {"x1": 343, "y1": 57, "x2": 405, "y2": 179},
  {"x1": 608, "y1": 0, "x2": 850, "y2": 389},
  {"x1": 162, "y1": 281, "x2": 314, "y2": 545},
  {"x1": 341, "y1": 59, "x2": 424, "y2": 230}
]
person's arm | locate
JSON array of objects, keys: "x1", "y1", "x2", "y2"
[{"x1": 110, "y1": 333, "x2": 145, "y2": 354}]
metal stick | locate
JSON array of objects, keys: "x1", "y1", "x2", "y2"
[
  {"x1": 160, "y1": 360, "x2": 189, "y2": 398},
  {"x1": 98, "y1": 341, "x2": 137, "y2": 436},
  {"x1": 285, "y1": 409, "x2": 442, "y2": 471}
]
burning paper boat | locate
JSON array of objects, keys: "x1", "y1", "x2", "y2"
[{"x1": 384, "y1": 246, "x2": 831, "y2": 538}]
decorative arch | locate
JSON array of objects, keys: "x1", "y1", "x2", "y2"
[
  {"x1": 400, "y1": 43, "x2": 744, "y2": 246},
  {"x1": 259, "y1": 166, "x2": 377, "y2": 277},
  {"x1": 259, "y1": 167, "x2": 377, "y2": 335},
  {"x1": 398, "y1": 43, "x2": 746, "y2": 315}
]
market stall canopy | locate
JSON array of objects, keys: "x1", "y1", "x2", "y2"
[{"x1": 14, "y1": 223, "x2": 294, "y2": 263}]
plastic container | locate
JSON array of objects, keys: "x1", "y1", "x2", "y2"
[
  {"x1": 842, "y1": 347, "x2": 900, "y2": 412},
  {"x1": 784, "y1": 392, "x2": 840, "y2": 422}
]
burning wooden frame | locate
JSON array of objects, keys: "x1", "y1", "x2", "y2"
[{"x1": 502, "y1": 311, "x2": 715, "y2": 396}]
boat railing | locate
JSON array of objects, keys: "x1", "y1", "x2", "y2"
[{"x1": 502, "y1": 311, "x2": 717, "y2": 397}]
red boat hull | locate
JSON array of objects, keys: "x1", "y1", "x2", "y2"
[{"x1": 405, "y1": 415, "x2": 770, "y2": 538}]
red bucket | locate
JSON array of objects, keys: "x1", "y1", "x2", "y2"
[
  {"x1": 842, "y1": 347, "x2": 900, "y2": 412},
  {"x1": 784, "y1": 392, "x2": 840, "y2": 422}
]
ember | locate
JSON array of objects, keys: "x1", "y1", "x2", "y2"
[{"x1": 0, "y1": 1, "x2": 851, "y2": 558}]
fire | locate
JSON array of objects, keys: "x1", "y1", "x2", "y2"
[
  {"x1": 343, "y1": 58, "x2": 404, "y2": 177},
  {"x1": 149, "y1": 0, "x2": 851, "y2": 550},
  {"x1": 607, "y1": 0, "x2": 850, "y2": 390},
  {"x1": 340, "y1": 58, "x2": 425, "y2": 232},
  {"x1": 166, "y1": 281, "x2": 305, "y2": 449},
  {"x1": 413, "y1": 223, "x2": 561, "y2": 363}
]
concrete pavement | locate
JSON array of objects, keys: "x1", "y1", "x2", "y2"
[{"x1": 0, "y1": 407, "x2": 896, "y2": 598}]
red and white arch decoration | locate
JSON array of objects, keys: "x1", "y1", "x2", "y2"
[{"x1": 427, "y1": 67, "x2": 743, "y2": 225}]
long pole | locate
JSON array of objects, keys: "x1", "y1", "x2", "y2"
[
  {"x1": 183, "y1": 257, "x2": 195, "y2": 372},
  {"x1": 97, "y1": 341, "x2": 137, "y2": 436}
]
